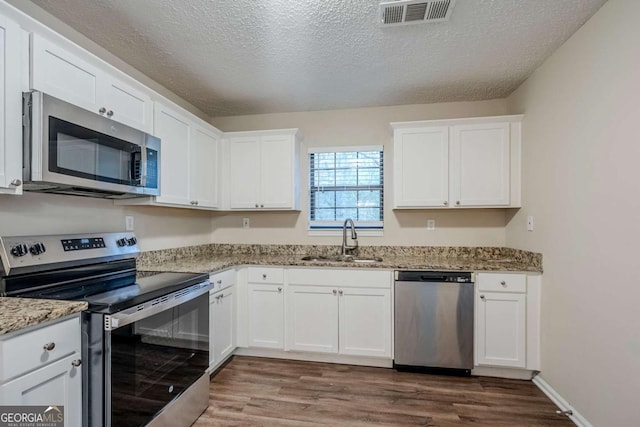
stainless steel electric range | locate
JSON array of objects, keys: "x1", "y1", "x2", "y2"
[{"x1": 0, "y1": 232, "x2": 211, "y2": 427}]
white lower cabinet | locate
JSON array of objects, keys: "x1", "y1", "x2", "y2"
[
  {"x1": 247, "y1": 283, "x2": 284, "y2": 349},
  {"x1": 475, "y1": 272, "x2": 538, "y2": 370},
  {"x1": 209, "y1": 285, "x2": 236, "y2": 371},
  {"x1": 0, "y1": 316, "x2": 82, "y2": 427},
  {"x1": 285, "y1": 269, "x2": 393, "y2": 359}
]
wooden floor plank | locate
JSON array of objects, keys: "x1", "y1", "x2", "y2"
[{"x1": 194, "y1": 356, "x2": 572, "y2": 426}]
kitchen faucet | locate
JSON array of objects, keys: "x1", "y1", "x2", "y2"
[{"x1": 342, "y1": 218, "x2": 358, "y2": 256}]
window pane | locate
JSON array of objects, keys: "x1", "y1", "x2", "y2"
[
  {"x1": 315, "y1": 190, "x2": 335, "y2": 208},
  {"x1": 315, "y1": 169, "x2": 335, "y2": 186},
  {"x1": 358, "y1": 168, "x2": 380, "y2": 185},
  {"x1": 357, "y1": 190, "x2": 380, "y2": 208},
  {"x1": 315, "y1": 208, "x2": 335, "y2": 221},
  {"x1": 357, "y1": 208, "x2": 381, "y2": 221},
  {"x1": 317, "y1": 153, "x2": 335, "y2": 169},
  {"x1": 336, "y1": 208, "x2": 357, "y2": 220},
  {"x1": 335, "y1": 191, "x2": 357, "y2": 208}
]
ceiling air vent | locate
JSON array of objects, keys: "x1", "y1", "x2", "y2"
[{"x1": 380, "y1": 0, "x2": 456, "y2": 26}]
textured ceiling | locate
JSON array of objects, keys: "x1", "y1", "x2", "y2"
[{"x1": 29, "y1": 0, "x2": 607, "y2": 117}]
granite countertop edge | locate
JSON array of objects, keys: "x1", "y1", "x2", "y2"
[
  {"x1": 0, "y1": 298, "x2": 88, "y2": 337},
  {"x1": 137, "y1": 254, "x2": 543, "y2": 275}
]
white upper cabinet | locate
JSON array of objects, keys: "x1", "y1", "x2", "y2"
[
  {"x1": 392, "y1": 115, "x2": 522, "y2": 209},
  {"x1": 30, "y1": 33, "x2": 153, "y2": 133},
  {"x1": 0, "y1": 14, "x2": 22, "y2": 194},
  {"x1": 153, "y1": 102, "x2": 222, "y2": 209},
  {"x1": 393, "y1": 126, "x2": 449, "y2": 207},
  {"x1": 226, "y1": 129, "x2": 301, "y2": 210}
]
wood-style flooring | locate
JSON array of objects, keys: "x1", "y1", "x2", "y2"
[{"x1": 193, "y1": 356, "x2": 572, "y2": 426}]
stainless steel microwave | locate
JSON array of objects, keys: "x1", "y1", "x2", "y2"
[{"x1": 22, "y1": 91, "x2": 160, "y2": 198}]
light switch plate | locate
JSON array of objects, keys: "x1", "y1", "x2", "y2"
[
  {"x1": 427, "y1": 219, "x2": 435, "y2": 230},
  {"x1": 527, "y1": 215, "x2": 534, "y2": 231},
  {"x1": 242, "y1": 217, "x2": 250, "y2": 229},
  {"x1": 125, "y1": 216, "x2": 134, "y2": 231}
]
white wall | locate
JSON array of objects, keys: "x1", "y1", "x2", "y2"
[
  {"x1": 212, "y1": 100, "x2": 511, "y2": 246},
  {"x1": 505, "y1": 0, "x2": 640, "y2": 425},
  {"x1": 0, "y1": 193, "x2": 214, "y2": 251}
]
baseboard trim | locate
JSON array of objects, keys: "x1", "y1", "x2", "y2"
[
  {"x1": 233, "y1": 347, "x2": 393, "y2": 368},
  {"x1": 532, "y1": 376, "x2": 592, "y2": 427},
  {"x1": 471, "y1": 366, "x2": 534, "y2": 380}
]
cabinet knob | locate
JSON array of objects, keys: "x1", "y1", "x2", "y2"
[
  {"x1": 500, "y1": 281, "x2": 507, "y2": 287},
  {"x1": 255, "y1": 204, "x2": 259, "y2": 208},
  {"x1": 106, "y1": 110, "x2": 114, "y2": 117},
  {"x1": 332, "y1": 289, "x2": 337, "y2": 295},
  {"x1": 194, "y1": 201, "x2": 199, "y2": 205},
  {"x1": 71, "y1": 359, "x2": 82, "y2": 367},
  {"x1": 260, "y1": 204, "x2": 264, "y2": 208},
  {"x1": 262, "y1": 274, "x2": 267, "y2": 279},
  {"x1": 43, "y1": 342, "x2": 56, "y2": 351},
  {"x1": 443, "y1": 201, "x2": 448, "y2": 206},
  {"x1": 216, "y1": 280, "x2": 222, "y2": 284},
  {"x1": 99, "y1": 107, "x2": 106, "y2": 114},
  {"x1": 277, "y1": 287, "x2": 282, "y2": 293},
  {"x1": 480, "y1": 294, "x2": 485, "y2": 300},
  {"x1": 338, "y1": 290, "x2": 343, "y2": 296},
  {"x1": 10, "y1": 179, "x2": 22, "y2": 187},
  {"x1": 456, "y1": 201, "x2": 460, "y2": 205}
]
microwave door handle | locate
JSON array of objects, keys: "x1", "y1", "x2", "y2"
[
  {"x1": 140, "y1": 145, "x2": 147, "y2": 187},
  {"x1": 130, "y1": 150, "x2": 142, "y2": 186}
]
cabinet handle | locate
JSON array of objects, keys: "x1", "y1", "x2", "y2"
[
  {"x1": 332, "y1": 289, "x2": 337, "y2": 295},
  {"x1": 277, "y1": 287, "x2": 282, "y2": 293},
  {"x1": 338, "y1": 290, "x2": 343, "y2": 296},
  {"x1": 260, "y1": 204, "x2": 264, "y2": 208},
  {"x1": 71, "y1": 359, "x2": 82, "y2": 367},
  {"x1": 480, "y1": 294, "x2": 485, "y2": 300},
  {"x1": 456, "y1": 201, "x2": 460, "y2": 205},
  {"x1": 262, "y1": 274, "x2": 267, "y2": 279},
  {"x1": 43, "y1": 342, "x2": 56, "y2": 351},
  {"x1": 106, "y1": 110, "x2": 114, "y2": 117},
  {"x1": 443, "y1": 201, "x2": 448, "y2": 206},
  {"x1": 99, "y1": 107, "x2": 106, "y2": 114},
  {"x1": 194, "y1": 201, "x2": 199, "y2": 206},
  {"x1": 500, "y1": 281, "x2": 507, "y2": 287},
  {"x1": 10, "y1": 179, "x2": 22, "y2": 187},
  {"x1": 216, "y1": 280, "x2": 222, "y2": 284},
  {"x1": 255, "y1": 204, "x2": 259, "y2": 208}
]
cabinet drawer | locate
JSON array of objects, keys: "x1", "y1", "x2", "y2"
[
  {"x1": 210, "y1": 269, "x2": 236, "y2": 293},
  {"x1": 477, "y1": 273, "x2": 526, "y2": 293},
  {"x1": 0, "y1": 317, "x2": 80, "y2": 382},
  {"x1": 248, "y1": 267, "x2": 284, "y2": 284}
]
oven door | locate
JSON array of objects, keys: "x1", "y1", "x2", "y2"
[
  {"x1": 104, "y1": 290, "x2": 209, "y2": 427},
  {"x1": 25, "y1": 91, "x2": 159, "y2": 196}
]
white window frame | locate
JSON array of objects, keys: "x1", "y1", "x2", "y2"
[{"x1": 308, "y1": 145, "x2": 384, "y2": 235}]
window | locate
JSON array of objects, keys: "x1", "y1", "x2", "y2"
[{"x1": 309, "y1": 146, "x2": 383, "y2": 230}]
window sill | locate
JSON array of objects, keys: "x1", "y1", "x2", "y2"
[{"x1": 307, "y1": 229, "x2": 384, "y2": 237}]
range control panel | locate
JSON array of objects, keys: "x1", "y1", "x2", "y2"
[
  {"x1": 0, "y1": 232, "x2": 139, "y2": 276},
  {"x1": 61, "y1": 237, "x2": 106, "y2": 251}
]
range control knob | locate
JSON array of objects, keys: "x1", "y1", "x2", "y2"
[
  {"x1": 10, "y1": 244, "x2": 28, "y2": 257},
  {"x1": 29, "y1": 242, "x2": 47, "y2": 255},
  {"x1": 126, "y1": 237, "x2": 137, "y2": 246},
  {"x1": 116, "y1": 238, "x2": 127, "y2": 247}
]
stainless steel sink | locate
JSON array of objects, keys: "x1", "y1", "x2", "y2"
[{"x1": 300, "y1": 255, "x2": 383, "y2": 263}]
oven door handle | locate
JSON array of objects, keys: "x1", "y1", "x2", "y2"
[{"x1": 104, "y1": 280, "x2": 211, "y2": 331}]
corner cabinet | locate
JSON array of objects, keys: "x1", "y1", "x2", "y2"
[
  {"x1": 474, "y1": 272, "x2": 540, "y2": 371},
  {"x1": 0, "y1": 13, "x2": 23, "y2": 194},
  {"x1": 392, "y1": 115, "x2": 522, "y2": 209},
  {"x1": 0, "y1": 316, "x2": 82, "y2": 427},
  {"x1": 226, "y1": 129, "x2": 301, "y2": 210}
]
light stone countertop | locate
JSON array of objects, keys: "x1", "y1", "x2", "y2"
[
  {"x1": 0, "y1": 297, "x2": 87, "y2": 336},
  {"x1": 137, "y1": 253, "x2": 542, "y2": 275}
]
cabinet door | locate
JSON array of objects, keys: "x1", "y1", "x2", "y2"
[
  {"x1": 0, "y1": 15, "x2": 22, "y2": 193},
  {"x1": 0, "y1": 353, "x2": 82, "y2": 427},
  {"x1": 247, "y1": 284, "x2": 284, "y2": 349},
  {"x1": 153, "y1": 103, "x2": 191, "y2": 205},
  {"x1": 286, "y1": 285, "x2": 338, "y2": 353},
  {"x1": 99, "y1": 76, "x2": 153, "y2": 132},
  {"x1": 190, "y1": 127, "x2": 220, "y2": 208},
  {"x1": 31, "y1": 34, "x2": 101, "y2": 115},
  {"x1": 214, "y1": 287, "x2": 236, "y2": 361},
  {"x1": 338, "y1": 288, "x2": 392, "y2": 357},
  {"x1": 228, "y1": 137, "x2": 260, "y2": 209},
  {"x1": 393, "y1": 127, "x2": 449, "y2": 208},
  {"x1": 450, "y1": 122, "x2": 510, "y2": 206},
  {"x1": 260, "y1": 135, "x2": 294, "y2": 209},
  {"x1": 476, "y1": 292, "x2": 526, "y2": 368}
]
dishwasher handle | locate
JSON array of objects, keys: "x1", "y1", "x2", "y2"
[{"x1": 395, "y1": 270, "x2": 474, "y2": 283}]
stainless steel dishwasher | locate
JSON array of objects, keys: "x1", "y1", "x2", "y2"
[{"x1": 394, "y1": 270, "x2": 475, "y2": 375}]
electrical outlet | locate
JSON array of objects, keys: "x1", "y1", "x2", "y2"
[
  {"x1": 527, "y1": 215, "x2": 534, "y2": 232},
  {"x1": 125, "y1": 216, "x2": 134, "y2": 231},
  {"x1": 427, "y1": 219, "x2": 435, "y2": 231},
  {"x1": 242, "y1": 217, "x2": 250, "y2": 229}
]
